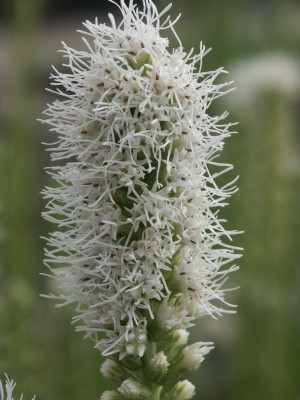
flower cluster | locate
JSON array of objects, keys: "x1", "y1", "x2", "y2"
[{"x1": 41, "y1": 0, "x2": 239, "y2": 360}]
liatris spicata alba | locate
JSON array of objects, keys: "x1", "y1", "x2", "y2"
[{"x1": 40, "y1": 0, "x2": 240, "y2": 398}]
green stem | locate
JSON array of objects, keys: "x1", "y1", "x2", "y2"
[{"x1": 152, "y1": 384, "x2": 162, "y2": 400}]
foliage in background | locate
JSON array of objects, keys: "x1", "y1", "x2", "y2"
[{"x1": 225, "y1": 54, "x2": 300, "y2": 400}]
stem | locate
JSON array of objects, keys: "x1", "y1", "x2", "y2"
[{"x1": 152, "y1": 384, "x2": 162, "y2": 400}]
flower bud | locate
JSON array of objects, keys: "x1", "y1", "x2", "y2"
[
  {"x1": 100, "y1": 391, "x2": 121, "y2": 400},
  {"x1": 172, "y1": 329, "x2": 190, "y2": 346},
  {"x1": 164, "y1": 380, "x2": 195, "y2": 400},
  {"x1": 179, "y1": 342, "x2": 214, "y2": 372},
  {"x1": 118, "y1": 378, "x2": 151, "y2": 400},
  {"x1": 148, "y1": 351, "x2": 169, "y2": 377},
  {"x1": 161, "y1": 328, "x2": 190, "y2": 360},
  {"x1": 176, "y1": 380, "x2": 196, "y2": 399},
  {"x1": 100, "y1": 359, "x2": 126, "y2": 385}
]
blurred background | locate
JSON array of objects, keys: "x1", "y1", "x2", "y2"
[{"x1": 0, "y1": 0, "x2": 299, "y2": 399}]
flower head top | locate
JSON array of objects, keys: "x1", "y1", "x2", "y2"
[{"x1": 41, "y1": 0, "x2": 240, "y2": 359}]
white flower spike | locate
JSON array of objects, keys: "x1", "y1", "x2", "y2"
[{"x1": 41, "y1": 0, "x2": 240, "y2": 397}]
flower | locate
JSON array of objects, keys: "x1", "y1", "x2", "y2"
[
  {"x1": 179, "y1": 342, "x2": 214, "y2": 371},
  {"x1": 41, "y1": 0, "x2": 240, "y2": 359},
  {"x1": 0, "y1": 375, "x2": 35, "y2": 400}
]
